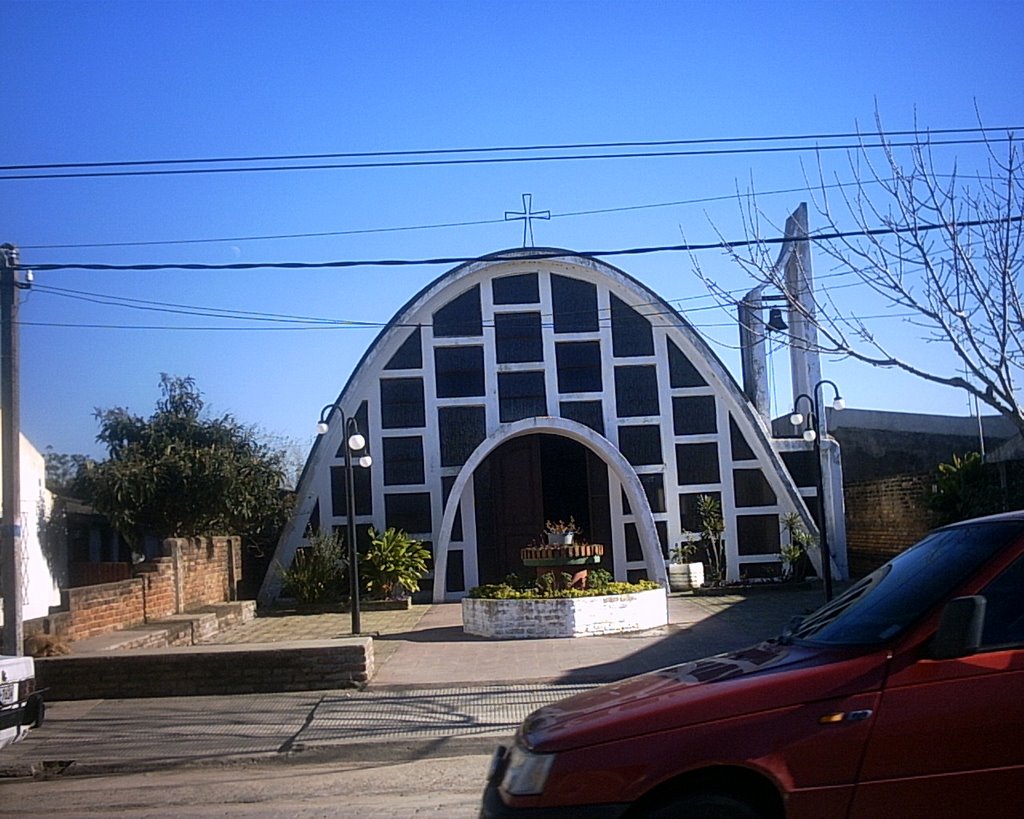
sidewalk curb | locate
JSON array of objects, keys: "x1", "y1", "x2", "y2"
[{"x1": 0, "y1": 735, "x2": 505, "y2": 779}]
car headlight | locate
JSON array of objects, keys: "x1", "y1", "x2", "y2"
[{"x1": 500, "y1": 744, "x2": 557, "y2": 796}]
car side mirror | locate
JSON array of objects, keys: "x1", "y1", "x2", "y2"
[{"x1": 930, "y1": 595, "x2": 986, "y2": 660}]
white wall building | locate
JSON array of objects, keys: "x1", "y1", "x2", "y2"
[
  {"x1": 260, "y1": 249, "x2": 841, "y2": 605},
  {"x1": 0, "y1": 412, "x2": 62, "y2": 623}
]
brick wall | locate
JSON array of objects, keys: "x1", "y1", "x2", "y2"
[
  {"x1": 61, "y1": 579, "x2": 147, "y2": 641},
  {"x1": 27, "y1": 536, "x2": 243, "y2": 642},
  {"x1": 844, "y1": 473, "x2": 935, "y2": 576},
  {"x1": 35, "y1": 638, "x2": 373, "y2": 699}
]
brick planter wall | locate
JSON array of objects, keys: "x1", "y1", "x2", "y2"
[
  {"x1": 27, "y1": 536, "x2": 244, "y2": 643},
  {"x1": 35, "y1": 638, "x2": 373, "y2": 699},
  {"x1": 462, "y1": 587, "x2": 667, "y2": 638}
]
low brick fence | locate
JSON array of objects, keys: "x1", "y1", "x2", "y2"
[
  {"x1": 463, "y1": 588, "x2": 668, "y2": 638},
  {"x1": 35, "y1": 638, "x2": 374, "y2": 699},
  {"x1": 27, "y1": 536, "x2": 243, "y2": 643}
]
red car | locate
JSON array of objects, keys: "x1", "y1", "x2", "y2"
[{"x1": 482, "y1": 511, "x2": 1024, "y2": 818}]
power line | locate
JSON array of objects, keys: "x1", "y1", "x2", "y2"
[
  {"x1": 1, "y1": 136, "x2": 1015, "y2": 182},
  {"x1": 19, "y1": 264, "x2": 921, "y2": 333},
  {"x1": 16, "y1": 177, "x2": 898, "y2": 251},
  {"x1": 32, "y1": 283, "x2": 381, "y2": 327},
  {"x1": 31, "y1": 266, "x2": 865, "y2": 328},
  {"x1": 4, "y1": 125, "x2": 1016, "y2": 172},
  {"x1": 15, "y1": 310, "x2": 923, "y2": 334},
  {"x1": 21, "y1": 217, "x2": 504, "y2": 250},
  {"x1": 20, "y1": 215, "x2": 1024, "y2": 272}
]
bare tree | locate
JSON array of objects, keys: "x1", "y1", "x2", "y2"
[{"x1": 697, "y1": 116, "x2": 1024, "y2": 435}]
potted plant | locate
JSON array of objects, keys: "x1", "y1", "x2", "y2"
[
  {"x1": 361, "y1": 526, "x2": 431, "y2": 608},
  {"x1": 544, "y1": 517, "x2": 579, "y2": 546},
  {"x1": 667, "y1": 531, "x2": 705, "y2": 591}
]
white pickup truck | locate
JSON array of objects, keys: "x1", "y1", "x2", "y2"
[{"x1": 0, "y1": 654, "x2": 44, "y2": 751}]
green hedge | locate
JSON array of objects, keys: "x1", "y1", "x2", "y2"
[{"x1": 467, "y1": 579, "x2": 660, "y2": 600}]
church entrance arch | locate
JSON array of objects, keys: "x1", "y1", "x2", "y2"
[
  {"x1": 473, "y1": 434, "x2": 613, "y2": 585},
  {"x1": 431, "y1": 417, "x2": 663, "y2": 602}
]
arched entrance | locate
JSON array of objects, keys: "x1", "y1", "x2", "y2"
[
  {"x1": 431, "y1": 416, "x2": 664, "y2": 602},
  {"x1": 473, "y1": 434, "x2": 614, "y2": 585}
]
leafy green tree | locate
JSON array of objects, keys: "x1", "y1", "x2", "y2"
[
  {"x1": 929, "y1": 452, "x2": 987, "y2": 525},
  {"x1": 81, "y1": 374, "x2": 293, "y2": 549},
  {"x1": 43, "y1": 447, "x2": 94, "y2": 496}
]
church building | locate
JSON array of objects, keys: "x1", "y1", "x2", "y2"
[{"x1": 260, "y1": 245, "x2": 841, "y2": 605}]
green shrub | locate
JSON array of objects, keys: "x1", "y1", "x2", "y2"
[
  {"x1": 362, "y1": 526, "x2": 431, "y2": 600},
  {"x1": 278, "y1": 530, "x2": 347, "y2": 604},
  {"x1": 467, "y1": 578, "x2": 659, "y2": 600}
]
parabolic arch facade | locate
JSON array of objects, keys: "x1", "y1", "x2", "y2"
[{"x1": 259, "y1": 249, "x2": 817, "y2": 605}]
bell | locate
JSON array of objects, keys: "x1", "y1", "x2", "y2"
[{"x1": 766, "y1": 307, "x2": 788, "y2": 332}]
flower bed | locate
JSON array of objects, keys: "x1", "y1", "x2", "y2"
[{"x1": 462, "y1": 587, "x2": 667, "y2": 639}]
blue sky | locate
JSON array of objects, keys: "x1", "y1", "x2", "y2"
[{"x1": 3, "y1": 0, "x2": 1023, "y2": 461}]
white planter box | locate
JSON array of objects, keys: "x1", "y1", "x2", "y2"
[
  {"x1": 462, "y1": 587, "x2": 668, "y2": 639},
  {"x1": 667, "y1": 562, "x2": 705, "y2": 592}
]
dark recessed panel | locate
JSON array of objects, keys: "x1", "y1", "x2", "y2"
[
  {"x1": 729, "y1": 415, "x2": 757, "y2": 461},
  {"x1": 498, "y1": 371, "x2": 547, "y2": 422},
  {"x1": 440, "y1": 476, "x2": 464, "y2": 542},
  {"x1": 384, "y1": 327, "x2": 423, "y2": 370},
  {"x1": 610, "y1": 293, "x2": 655, "y2": 357},
  {"x1": 737, "y1": 515, "x2": 781, "y2": 555},
  {"x1": 656, "y1": 520, "x2": 669, "y2": 559},
  {"x1": 382, "y1": 436, "x2": 425, "y2": 486},
  {"x1": 494, "y1": 312, "x2": 544, "y2": 363},
  {"x1": 492, "y1": 273, "x2": 540, "y2": 305},
  {"x1": 678, "y1": 491, "x2": 721, "y2": 533},
  {"x1": 733, "y1": 468, "x2": 777, "y2": 507},
  {"x1": 445, "y1": 548, "x2": 466, "y2": 593},
  {"x1": 433, "y1": 285, "x2": 482, "y2": 337},
  {"x1": 625, "y1": 522, "x2": 643, "y2": 562},
  {"x1": 384, "y1": 492, "x2": 432, "y2": 534},
  {"x1": 438, "y1": 405, "x2": 486, "y2": 467},
  {"x1": 639, "y1": 473, "x2": 666, "y2": 513},
  {"x1": 675, "y1": 442, "x2": 721, "y2": 485},
  {"x1": 551, "y1": 274, "x2": 599, "y2": 333},
  {"x1": 618, "y1": 425, "x2": 663, "y2": 466},
  {"x1": 615, "y1": 366, "x2": 660, "y2": 417},
  {"x1": 330, "y1": 464, "x2": 373, "y2": 517},
  {"x1": 667, "y1": 339, "x2": 708, "y2": 388},
  {"x1": 555, "y1": 341, "x2": 603, "y2": 393},
  {"x1": 673, "y1": 395, "x2": 718, "y2": 435},
  {"x1": 559, "y1": 400, "x2": 605, "y2": 435},
  {"x1": 380, "y1": 377, "x2": 426, "y2": 429},
  {"x1": 434, "y1": 346, "x2": 485, "y2": 397}
]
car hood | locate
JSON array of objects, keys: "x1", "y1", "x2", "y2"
[{"x1": 522, "y1": 640, "x2": 888, "y2": 753}]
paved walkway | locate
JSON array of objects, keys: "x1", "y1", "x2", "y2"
[
  {"x1": 205, "y1": 586, "x2": 831, "y2": 687},
  {"x1": 1, "y1": 586, "x2": 833, "y2": 776}
]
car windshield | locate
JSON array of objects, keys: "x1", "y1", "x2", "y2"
[{"x1": 788, "y1": 519, "x2": 1024, "y2": 647}]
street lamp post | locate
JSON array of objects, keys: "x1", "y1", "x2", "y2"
[
  {"x1": 790, "y1": 379, "x2": 845, "y2": 603},
  {"x1": 317, "y1": 404, "x2": 372, "y2": 635}
]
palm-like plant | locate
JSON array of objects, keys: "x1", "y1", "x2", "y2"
[{"x1": 363, "y1": 527, "x2": 431, "y2": 600}]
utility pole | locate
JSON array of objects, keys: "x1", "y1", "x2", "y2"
[{"x1": 1, "y1": 243, "x2": 24, "y2": 655}]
